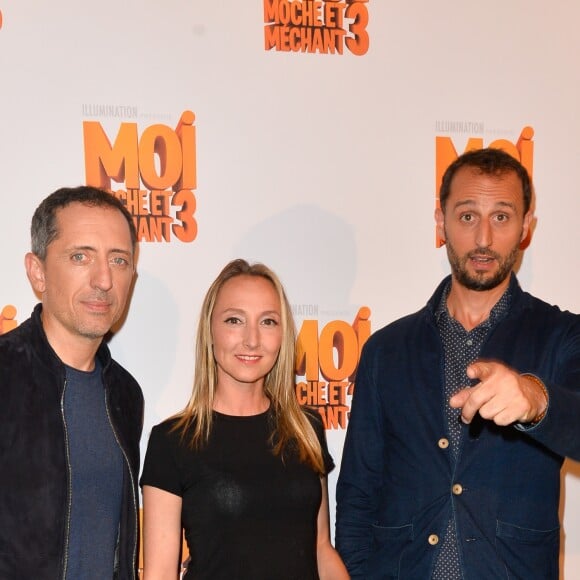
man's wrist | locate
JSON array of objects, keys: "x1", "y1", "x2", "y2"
[{"x1": 522, "y1": 373, "x2": 548, "y2": 425}]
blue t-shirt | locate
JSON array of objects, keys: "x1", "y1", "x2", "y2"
[{"x1": 64, "y1": 360, "x2": 124, "y2": 580}]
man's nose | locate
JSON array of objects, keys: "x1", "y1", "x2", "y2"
[{"x1": 91, "y1": 257, "x2": 113, "y2": 292}]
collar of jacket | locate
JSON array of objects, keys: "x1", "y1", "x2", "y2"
[{"x1": 423, "y1": 272, "x2": 531, "y2": 322}]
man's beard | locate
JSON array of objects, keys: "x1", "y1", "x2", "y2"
[{"x1": 445, "y1": 239, "x2": 521, "y2": 292}]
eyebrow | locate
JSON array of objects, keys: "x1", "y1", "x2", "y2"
[
  {"x1": 110, "y1": 248, "x2": 134, "y2": 256},
  {"x1": 452, "y1": 199, "x2": 517, "y2": 211},
  {"x1": 221, "y1": 308, "x2": 281, "y2": 317},
  {"x1": 67, "y1": 245, "x2": 133, "y2": 256},
  {"x1": 261, "y1": 310, "x2": 281, "y2": 317}
]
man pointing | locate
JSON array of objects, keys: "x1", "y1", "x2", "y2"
[{"x1": 336, "y1": 148, "x2": 580, "y2": 579}]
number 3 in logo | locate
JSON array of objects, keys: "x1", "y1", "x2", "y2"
[{"x1": 346, "y1": 3, "x2": 369, "y2": 56}]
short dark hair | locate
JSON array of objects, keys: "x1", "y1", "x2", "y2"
[
  {"x1": 439, "y1": 148, "x2": 532, "y2": 214},
  {"x1": 31, "y1": 186, "x2": 137, "y2": 260}
]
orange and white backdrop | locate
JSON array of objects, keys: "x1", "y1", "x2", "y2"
[{"x1": 2, "y1": 1, "x2": 580, "y2": 576}]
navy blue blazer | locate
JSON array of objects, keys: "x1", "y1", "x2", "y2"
[{"x1": 336, "y1": 275, "x2": 580, "y2": 579}]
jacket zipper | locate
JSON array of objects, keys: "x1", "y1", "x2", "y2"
[
  {"x1": 60, "y1": 379, "x2": 72, "y2": 580},
  {"x1": 105, "y1": 392, "x2": 138, "y2": 580}
]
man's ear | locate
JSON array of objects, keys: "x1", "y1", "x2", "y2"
[
  {"x1": 25, "y1": 253, "x2": 46, "y2": 294},
  {"x1": 434, "y1": 207, "x2": 445, "y2": 243},
  {"x1": 521, "y1": 210, "x2": 533, "y2": 243}
]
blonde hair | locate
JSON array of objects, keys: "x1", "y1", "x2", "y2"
[{"x1": 172, "y1": 259, "x2": 324, "y2": 473}]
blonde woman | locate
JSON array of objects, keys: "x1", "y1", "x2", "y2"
[{"x1": 141, "y1": 259, "x2": 348, "y2": 580}]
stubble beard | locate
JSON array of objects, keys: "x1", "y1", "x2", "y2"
[
  {"x1": 446, "y1": 240, "x2": 521, "y2": 292},
  {"x1": 73, "y1": 313, "x2": 115, "y2": 341},
  {"x1": 73, "y1": 296, "x2": 120, "y2": 341}
]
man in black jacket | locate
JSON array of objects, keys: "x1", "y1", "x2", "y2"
[{"x1": 0, "y1": 186, "x2": 144, "y2": 579}]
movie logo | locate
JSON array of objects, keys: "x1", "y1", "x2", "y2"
[
  {"x1": 83, "y1": 110, "x2": 197, "y2": 243},
  {"x1": 264, "y1": 0, "x2": 370, "y2": 56},
  {"x1": 295, "y1": 306, "x2": 370, "y2": 429}
]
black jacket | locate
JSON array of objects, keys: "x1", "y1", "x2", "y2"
[{"x1": 0, "y1": 304, "x2": 144, "y2": 579}]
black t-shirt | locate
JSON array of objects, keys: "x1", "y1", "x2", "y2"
[{"x1": 140, "y1": 408, "x2": 334, "y2": 580}]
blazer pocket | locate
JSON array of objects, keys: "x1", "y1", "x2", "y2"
[
  {"x1": 496, "y1": 519, "x2": 559, "y2": 579},
  {"x1": 366, "y1": 523, "x2": 414, "y2": 580}
]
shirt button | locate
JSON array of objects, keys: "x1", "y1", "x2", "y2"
[
  {"x1": 428, "y1": 534, "x2": 439, "y2": 545},
  {"x1": 452, "y1": 483, "x2": 463, "y2": 495},
  {"x1": 438, "y1": 438, "x2": 449, "y2": 449},
  {"x1": 466, "y1": 339, "x2": 473, "y2": 345}
]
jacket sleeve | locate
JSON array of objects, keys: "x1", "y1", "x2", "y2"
[
  {"x1": 518, "y1": 317, "x2": 580, "y2": 461},
  {"x1": 335, "y1": 343, "x2": 384, "y2": 578}
]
